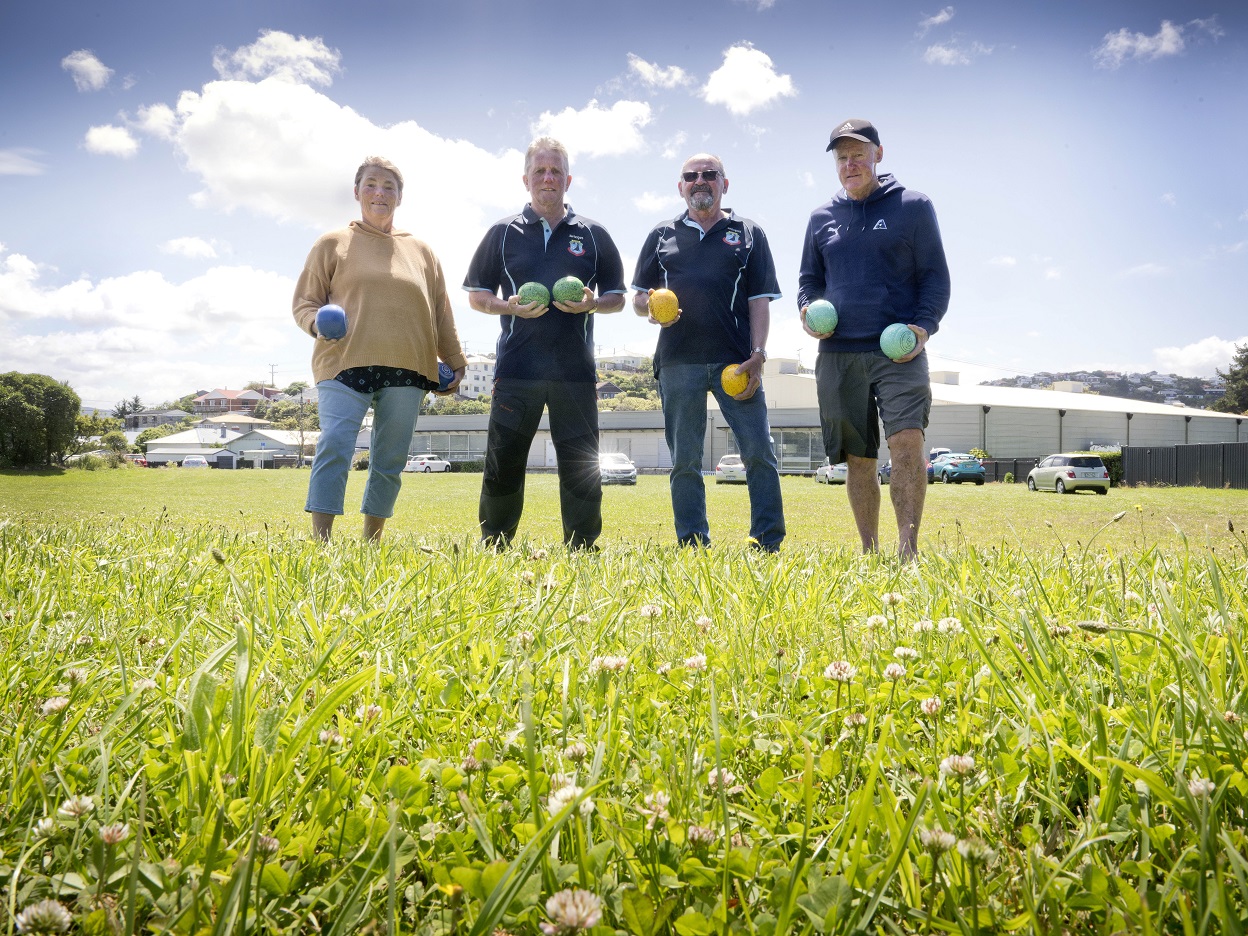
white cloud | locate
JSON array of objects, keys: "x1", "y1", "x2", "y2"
[
  {"x1": 84, "y1": 125, "x2": 139, "y2": 158},
  {"x1": 1161, "y1": 192, "x2": 1176, "y2": 206},
  {"x1": 160, "y1": 237, "x2": 218, "y2": 259},
  {"x1": 701, "y1": 43, "x2": 796, "y2": 116},
  {"x1": 532, "y1": 99, "x2": 652, "y2": 158},
  {"x1": 0, "y1": 246, "x2": 304, "y2": 403},
  {"x1": 1094, "y1": 20, "x2": 1185, "y2": 69},
  {"x1": 923, "y1": 40, "x2": 992, "y2": 65},
  {"x1": 661, "y1": 132, "x2": 687, "y2": 160},
  {"x1": 800, "y1": 171, "x2": 815, "y2": 188},
  {"x1": 627, "y1": 53, "x2": 691, "y2": 89},
  {"x1": 1044, "y1": 267, "x2": 1061, "y2": 280},
  {"x1": 632, "y1": 191, "x2": 682, "y2": 214},
  {"x1": 918, "y1": 6, "x2": 955, "y2": 36},
  {"x1": 1239, "y1": 209, "x2": 1248, "y2": 221},
  {"x1": 1154, "y1": 335, "x2": 1248, "y2": 377},
  {"x1": 134, "y1": 103, "x2": 178, "y2": 140},
  {"x1": 212, "y1": 30, "x2": 341, "y2": 85},
  {"x1": 0, "y1": 148, "x2": 45, "y2": 175},
  {"x1": 988, "y1": 256, "x2": 1016, "y2": 266},
  {"x1": 1120, "y1": 263, "x2": 1168, "y2": 277},
  {"x1": 61, "y1": 50, "x2": 113, "y2": 92}
]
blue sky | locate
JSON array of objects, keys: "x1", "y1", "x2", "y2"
[{"x1": 2, "y1": 0, "x2": 1245, "y2": 411}]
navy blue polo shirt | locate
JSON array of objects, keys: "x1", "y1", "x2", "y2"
[
  {"x1": 632, "y1": 210, "x2": 781, "y2": 372},
  {"x1": 464, "y1": 205, "x2": 625, "y2": 383}
]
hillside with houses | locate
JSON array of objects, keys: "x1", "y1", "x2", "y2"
[{"x1": 984, "y1": 370, "x2": 1225, "y2": 409}]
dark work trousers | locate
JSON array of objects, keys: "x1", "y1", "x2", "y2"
[{"x1": 479, "y1": 378, "x2": 602, "y2": 549}]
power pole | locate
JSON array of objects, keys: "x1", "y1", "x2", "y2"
[{"x1": 269, "y1": 364, "x2": 278, "y2": 388}]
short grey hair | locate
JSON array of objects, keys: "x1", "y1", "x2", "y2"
[
  {"x1": 525, "y1": 137, "x2": 570, "y2": 175},
  {"x1": 354, "y1": 156, "x2": 404, "y2": 194},
  {"x1": 681, "y1": 152, "x2": 725, "y2": 175}
]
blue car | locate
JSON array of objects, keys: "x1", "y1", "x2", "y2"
[{"x1": 930, "y1": 452, "x2": 985, "y2": 485}]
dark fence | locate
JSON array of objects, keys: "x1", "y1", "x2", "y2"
[
  {"x1": 981, "y1": 458, "x2": 1040, "y2": 483},
  {"x1": 1123, "y1": 442, "x2": 1248, "y2": 489}
]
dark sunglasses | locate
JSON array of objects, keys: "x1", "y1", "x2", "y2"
[{"x1": 681, "y1": 169, "x2": 720, "y2": 182}]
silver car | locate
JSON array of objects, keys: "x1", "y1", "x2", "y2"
[
  {"x1": 599, "y1": 452, "x2": 637, "y2": 485},
  {"x1": 715, "y1": 454, "x2": 747, "y2": 484},
  {"x1": 815, "y1": 457, "x2": 848, "y2": 484},
  {"x1": 1027, "y1": 454, "x2": 1110, "y2": 495}
]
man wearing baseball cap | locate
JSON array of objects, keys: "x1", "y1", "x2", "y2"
[{"x1": 797, "y1": 119, "x2": 951, "y2": 560}]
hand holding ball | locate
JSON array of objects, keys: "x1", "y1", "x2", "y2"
[
  {"x1": 517, "y1": 282, "x2": 549, "y2": 307},
  {"x1": 880, "y1": 323, "x2": 918, "y2": 361},
  {"x1": 316, "y1": 304, "x2": 348, "y2": 340},
  {"x1": 437, "y1": 362, "x2": 455, "y2": 392},
  {"x1": 552, "y1": 276, "x2": 586, "y2": 307},
  {"x1": 804, "y1": 299, "x2": 838, "y2": 336},
  {"x1": 721, "y1": 364, "x2": 749, "y2": 397},
  {"x1": 649, "y1": 289, "x2": 680, "y2": 324}
]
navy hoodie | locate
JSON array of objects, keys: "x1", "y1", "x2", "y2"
[{"x1": 797, "y1": 174, "x2": 950, "y2": 352}]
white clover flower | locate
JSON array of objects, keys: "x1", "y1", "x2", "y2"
[
  {"x1": 1123, "y1": 590, "x2": 1142, "y2": 603},
  {"x1": 35, "y1": 817, "x2": 57, "y2": 838},
  {"x1": 100, "y1": 822, "x2": 130, "y2": 845},
  {"x1": 957, "y1": 837, "x2": 995, "y2": 864},
  {"x1": 460, "y1": 755, "x2": 481, "y2": 774},
  {"x1": 1011, "y1": 588, "x2": 1027, "y2": 600},
  {"x1": 541, "y1": 888, "x2": 602, "y2": 934},
  {"x1": 14, "y1": 898, "x2": 73, "y2": 934},
  {"x1": 940, "y1": 754, "x2": 975, "y2": 777},
  {"x1": 911, "y1": 618, "x2": 935, "y2": 633},
  {"x1": 864, "y1": 614, "x2": 888, "y2": 630},
  {"x1": 695, "y1": 616, "x2": 713, "y2": 633},
  {"x1": 707, "y1": 767, "x2": 737, "y2": 792},
  {"x1": 655, "y1": 662, "x2": 672, "y2": 676},
  {"x1": 547, "y1": 784, "x2": 594, "y2": 817},
  {"x1": 64, "y1": 667, "x2": 89, "y2": 687},
  {"x1": 520, "y1": 570, "x2": 537, "y2": 585},
  {"x1": 530, "y1": 548, "x2": 549, "y2": 561},
  {"x1": 563, "y1": 741, "x2": 589, "y2": 762},
  {"x1": 356, "y1": 703, "x2": 382, "y2": 723},
  {"x1": 844, "y1": 712, "x2": 867, "y2": 728},
  {"x1": 637, "y1": 604, "x2": 663, "y2": 618},
  {"x1": 134, "y1": 678, "x2": 158, "y2": 692},
  {"x1": 41, "y1": 697, "x2": 70, "y2": 717},
  {"x1": 824, "y1": 660, "x2": 856, "y2": 682},
  {"x1": 638, "y1": 790, "x2": 671, "y2": 828},
  {"x1": 880, "y1": 592, "x2": 904, "y2": 608},
  {"x1": 976, "y1": 665, "x2": 992, "y2": 681},
  {"x1": 919, "y1": 826, "x2": 957, "y2": 852},
  {"x1": 1224, "y1": 711, "x2": 1241, "y2": 724},
  {"x1": 318, "y1": 730, "x2": 345, "y2": 746},
  {"x1": 687, "y1": 824, "x2": 717, "y2": 846},
  {"x1": 574, "y1": 614, "x2": 591, "y2": 625},
  {"x1": 683, "y1": 654, "x2": 708, "y2": 672},
  {"x1": 56, "y1": 795, "x2": 94, "y2": 821},
  {"x1": 893, "y1": 646, "x2": 920, "y2": 661},
  {"x1": 588, "y1": 655, "x2": 628, "y2": 675},
  {"x1": 255, "y1": 834, "x2": 281, "y2": 857},
  {"x1": 543, "y1": 572, "x2": 559, "y2": 589},
  {"x1": 920, "y1": 697, "x2": 943, "y2": 716},
  {"x1": 883, "y1": 663, "x2": 906, "y2": 681},
  {"x1": 1049, "y1": 624, "x2": 1072, "y2": 638},
  {"x1": 1188, "y1": 776, "x2": 1217, "y2": 799},
  {"x1": 937, "y1": 617, "x2": 964, "y2": 636},
  {"x1": 515, "y1": 630, "x2": 536, "y2": 649}
]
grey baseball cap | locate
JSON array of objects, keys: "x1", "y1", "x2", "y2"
[{"x1": 826, "y1": 119, "x2": 881, "y2": 151}]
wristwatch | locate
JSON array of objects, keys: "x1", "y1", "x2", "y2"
[{"x1": 752, "y1": 347, "x2": 767, "y2": 361}]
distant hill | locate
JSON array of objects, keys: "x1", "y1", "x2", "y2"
[{"x1": 983, "y1": 370, "x2": 1224, "y2": 409}]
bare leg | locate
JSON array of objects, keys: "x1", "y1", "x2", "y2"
[
  {"x1": 845, "y1": 454, "x2": 881, "y2": 553},
  {"x1": 310, "y1": 511, "x2": 335, "y2": 541},
  {"x1": 362, "y1": 514, "x2": 387, "y2": 542},
  {"x1": 887, "y1": 428, "x2": 927, "y2": 561}
]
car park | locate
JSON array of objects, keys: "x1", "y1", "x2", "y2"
[
  {"x1": 714, "y1": 454, "x2": 746, "y2": 484},
  {"x1": 815, "y1": 457, "x2": 848, "y2": 484},
  {"x1": 930, "y1": 452, "x2": 985, "y2": 485},
  {"x1": 404, "y1": 454, "x2": 451, "y2": 473},
  {"x1": 123, "y1": 454, "x2": 148, "y2": 467},
  {"x1": 1027, "y1": 453, "x2": 1110, "y2": 494},
  {"x1": 599, "y1": 451, "x2": 637, "y2": 485},
  {"x1": 181, "y1": 455, "x2": 209, "y2": 468}
]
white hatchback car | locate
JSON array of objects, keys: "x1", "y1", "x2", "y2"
[
  {"x1": 181, "y1": 455, "x2": 209, "y2": 469},
  {"x1": 1027, "y1": 454, "x2": 1110, "y2": 494},
  {"x1": 599, "y1": 452, "x2": 637, "y2": 485},
  {"x1": 815, "y1": 457, "x2": 848, "y2": 484},
  {"x1": 404, "y1": 454, "x2": 451, "y2": 473},
  {"x1": 714, "y1": 454, "x2": 747, "y2": 484}
]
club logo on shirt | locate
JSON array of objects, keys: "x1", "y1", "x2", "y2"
[
  {"x1": 567, "y1": 237, "x2": 585, "y2": 257},
  {"x1": 873, "y1": 220, "x2": 888, "y2": 230},
  {"x1": 722, "y1": 230, "x2": 742, "y2": 246}
]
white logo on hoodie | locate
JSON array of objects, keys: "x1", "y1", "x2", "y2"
[{"x1": 873, "y1": 220, "x2": 888, "y2": 231}]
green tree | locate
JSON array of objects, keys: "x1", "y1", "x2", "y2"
[
  {"x1": 100, "y1": 430, "x2": 130, "y2": 454},
  {"x1": 424, "y1": 397, "x2": 491, "y2": 415},
  {"x1": 134, "y1": 424, "x2": 184, "y2": 447},
  {"x1": 0, "y1": 373, "x2": 82, "y2": 467},
  {"x1": 1211, "y1": 342, "x2": 1248, "y2": 414},
  {"x1": 111, "y1": 395, "x2": 144, "y2": 419},
  {"x1": 75, "y1": 411, "x2": 123, "y2": 453},
  {"x1": 283, "y1": 381, "x2": 310, "y2": 396}
]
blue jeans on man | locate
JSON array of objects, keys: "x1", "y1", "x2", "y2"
[{"x1": 658, "y1": 363, "x2": 785, "y2": 551}]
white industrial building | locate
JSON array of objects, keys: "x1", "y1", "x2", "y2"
[{"x1": 402, "y1": 359, "x2": 1244, "y2": 472}]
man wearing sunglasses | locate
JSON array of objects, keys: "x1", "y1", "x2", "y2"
[
  {"x1": 797, "y1": 119, "x2": 951, "y2": 561},
  {"x1": 632, "y1": 154, "x2": 785, "y2": 552}
]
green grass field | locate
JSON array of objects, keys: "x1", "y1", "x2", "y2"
[{"x1": 2, "y1": 469, "x2": 1248, "y2": 934}]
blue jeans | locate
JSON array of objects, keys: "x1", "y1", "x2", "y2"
[
  {"x1": 658, "y1": 363, "x2": 785, "y2": 550},
  {"x1": 306, "y1": 379, "x2": 425, "y2": 519}
]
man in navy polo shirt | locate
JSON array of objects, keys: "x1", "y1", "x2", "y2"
[
  {"x1": 465, "y1": 137, "x2": 626, "y2": 549},
  {"x1": 632, "y1": 153, "x2": 785, "y2": 551}
]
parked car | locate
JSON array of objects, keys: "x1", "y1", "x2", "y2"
[
  {"x1": 123, "y1": 454, "x2": 148, "y2": 467},
  {"x1": 1027, "y1": 453, "x2": 1110, "y2": 494},
  {"x1": 930, "y1": 452, "x2": 986, "y2": 485},
  {"x1": 181, "y1": 455, "x2": 209, "y2": 468},
  {"x1": 815, "y1": 457, "x2": 848, "y2": 484},
  {"x1": 404, "y1": 454, "x2": 451, "y2": 473},
  {"x1": 878, "y1": 460, "x2": 891, "y2": 484},
  {"x1": 599, "y1": 451, "x2": 637, "y2": 485},
  {"x1": 714, "y1": 453, "x2": 746, "y2": 484}
]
